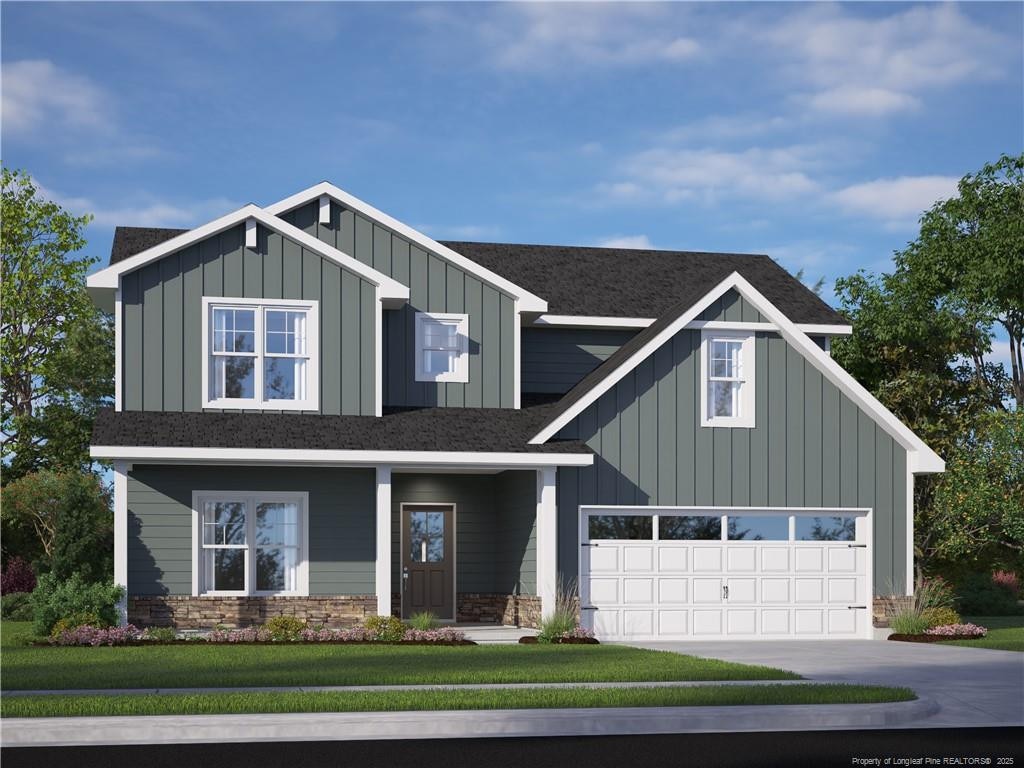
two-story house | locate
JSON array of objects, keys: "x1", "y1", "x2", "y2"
[{"x1": 87, "y1": 182, "x2": 944, "y2": 641}]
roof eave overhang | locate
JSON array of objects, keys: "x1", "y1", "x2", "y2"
[
  {"x1": 265, "y1": 182, "x2": 548, "y2": 313},
  {"x1": 91, "y1": 445, "x2": 593, "y2": 469}
]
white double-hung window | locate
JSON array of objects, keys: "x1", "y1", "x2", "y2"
[
  {"x1": 194, "y1": 492, "x2": 308, "y2": 596},
  {"x1": 202, "y1": 298, "x2": 319, "y2": 410},
  {"x1": 415, "y1": 312, "x2": 469, "y2": 383},
  {"x1": 701, "y1": 331, "x2": 755, "y2": 427}
]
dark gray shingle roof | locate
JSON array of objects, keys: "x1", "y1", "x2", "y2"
[
  {"x1": 91, "y1": 406, "x2": 589, "y2": 454},
  {"x1": 108, "y1": 228, "x2": 845, "y2": 326}
]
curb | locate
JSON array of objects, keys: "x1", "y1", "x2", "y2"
[{"x1": 1, "y1": 697, "x2": 940, "y2": 747}]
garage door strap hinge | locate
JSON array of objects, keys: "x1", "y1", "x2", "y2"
[
  {"x1": 847, "y1": 605, "x2": 867, "y2": 609},
  {"x1": 846, "y1": 544, "x2": 867, "y2": 548},
  {"x1": 581, "y1": 543, "x2": 596, "y2": 547},
  {"x1": 581, "y1": 606, "x2": 597, "y2": 610}
]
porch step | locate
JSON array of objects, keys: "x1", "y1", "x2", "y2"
[{"x1": 456, "y1": 625, "x2": 539, "y2": 645}]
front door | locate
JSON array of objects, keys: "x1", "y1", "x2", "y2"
[{"x1": 401, "y1": 504, "x2": 455, "y2": 620}]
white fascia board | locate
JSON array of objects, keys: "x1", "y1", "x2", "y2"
[
  {"x1": 529, "y1": 271, "x2": 945, "y2": 474},
  {"x1": 265, "y1": 182, "x2": 547, "y2": 313},
  {"x1": 533, "y1": 315, "x2": 852, "y2": 336},
  {"x1": 90, "y1": 445, "x2": 594, "y2": 468},
  {"x1": 87, "y1": 205, "x2": 409, "y2": 303},
  {"x1": 533, "y1": 315, "x2": 656, "y2": 329}
]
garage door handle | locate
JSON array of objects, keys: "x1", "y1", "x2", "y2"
[{"x1": 722, "y1": 585, "x2": 729, "y2": 600}]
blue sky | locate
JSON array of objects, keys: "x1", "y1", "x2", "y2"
[{"x1": 3, "y1": 2, "x2": 1022, "y2": 360}]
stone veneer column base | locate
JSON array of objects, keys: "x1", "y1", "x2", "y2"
[
  {"x1": 455, "y1": 593, "x2": 542, "y2": 629},
  {"x1": 872, "y1": 595, "x2": 914, "y2": 628},
  {"x1": 128, "y1": 596, "x2": 377, "y2": 629}
]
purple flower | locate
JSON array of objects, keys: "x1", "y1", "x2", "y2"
[
  {"x1": 925, "y1": 623, "x2": 988, "y2": 637},
  {"x1": 51, "y1": 625, "x2": 143, "y2": 646},
  {"x1": 402, "y1": 628, "x2": 466, "y2": 642}
]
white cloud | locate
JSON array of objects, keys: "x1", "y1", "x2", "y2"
[
  {"x1": 419, "y1": 4, "x2": 700, "y2": 72},
  {"x1": 2, "y1": 59, "x2": 110, "y2": 137},
  {"x1": 35, "y1": 182, "x2": 240, "y2": 228},
  {"x1": 832, "y1": 175, "x2": 959, "y2": 223},
  {"x1": 595, "y1": 235, "x2": 654, "y2": 250},
  {"x1": 806, "y1": 86, "x2": 921, "y2": 117},
  {"x1": 600, "y1": 145, "x2": 823, "y2": 206},
  {"x1": 749, "y1": 4, "x2": 1007, "y2": 116}
]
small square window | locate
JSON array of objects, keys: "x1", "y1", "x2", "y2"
[{"x1": 415, "y1": 313, "x2": 469, "y2": 383}]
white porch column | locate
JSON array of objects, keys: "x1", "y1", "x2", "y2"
[
  {"x1": 375, "y1": 465, "x2": 393, "y2": 616},
  {"x1": 536, "y1": 466, "x2": 558, "y2": 619},
  {"x1": 113, "y1": 461, "x2": 129, "y2": 626}
]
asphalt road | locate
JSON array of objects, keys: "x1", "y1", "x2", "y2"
[{"x1": 3, "y1": 728, "x2": 1022, "y2": 768}]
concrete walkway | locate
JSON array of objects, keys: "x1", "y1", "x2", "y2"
[{"x1": 624, "y1": 639, "x2": 1024, "y2": 729}]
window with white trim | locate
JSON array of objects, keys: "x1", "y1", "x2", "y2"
[
  {"x1": 195, "y1": 492, "x2": 308, "y2": 596},
  {"x1": 414, "y1": 312, "x2": 469, "y2": 383},
  {"x1": 701, "y1": 331, "x2": 755, "y2": 427},
  {"x1": 202, "y1": 298, "x2": 319, "y2": 410}
]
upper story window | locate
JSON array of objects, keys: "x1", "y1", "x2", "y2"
[
  {"x1": 415, "y1": 312, "x2": 469, "y2": 383},
  {"x1": 700, "y1": 331, "x2": 755, "y2": 428},
  {"x1": 202, "y1": 297, "x2": 319, "y2": 410}
]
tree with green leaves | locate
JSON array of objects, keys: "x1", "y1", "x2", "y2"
[
  {"x1": 832, "y1": 152, "x2": 1023, "y2": 580},
  {"x1": 1, "y1": 167, "x2": 113, "y2": 481}
]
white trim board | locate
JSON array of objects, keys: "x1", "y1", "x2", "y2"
[
  {"x1": 529, "y1": 271, "x2": 944, "y2": 474},
  {"x1": 265, "y1": 182, "x2": 547, "y2": 313},
  {"x1": 532, "y1": 315, "x2": 852, "y2": 335},
  {"x1": 91, "y1": 445, "x2": 594, "y2": 468},
  {"x1": 87, "y1": 204, "x2": 409, "y2": 305}
]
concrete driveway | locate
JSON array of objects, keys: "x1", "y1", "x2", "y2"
[{"x1": 625, "y1": 639, "x2": 1024, "y2": 728}]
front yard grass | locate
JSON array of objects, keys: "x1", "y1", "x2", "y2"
[
  {"x1": 0, "y1": 684, "x2": 914, "y2": 718},
  {"x1": 0, "y1": 622, "x2": 798, "y2": 691},
  {"x1": 937, "y1": 616, "x2": 1024, "y2": 652}
]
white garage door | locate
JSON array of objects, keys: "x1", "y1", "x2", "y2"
[{"x1": 580, "y1": 507, "x2": 872, "y2": 641}]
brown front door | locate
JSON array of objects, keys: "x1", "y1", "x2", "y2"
[{"x1": 401, "y1": 505, "x2": 454, "y2": 620}]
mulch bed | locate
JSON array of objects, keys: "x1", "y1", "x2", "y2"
[
  {"x1": 518, "y1": 636, "x2": 600, "y2": 645},
  {"x1": 888, "y1": 633, "x2": 985, "y2": 643},
  {"x1": 35, "y1": 639, "x2": 478, "y2": 647}
]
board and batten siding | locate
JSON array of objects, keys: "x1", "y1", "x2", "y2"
[
  {"x1": 522, "y1": 328, "x2": 638, "y2": 395},
  {"x1": 282, "y1": 201, "x2": 516, "y2": 408},
  {"x1": 120, "y1": 223, "x2": 377, "y2": 415},
  {"x1": 391, "y1": 472, "x2": 536, "y2": 597},
  {"x1": 125, "y1": 466, "x2": 376, "y2": 597},
  {"x1": 555, "y1": 330, "x2": 908, "y2": 595},
  {"x1": 696, "y1": 289, "x2": 766, "y2": 323}
]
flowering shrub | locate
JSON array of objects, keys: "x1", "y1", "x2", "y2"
[
  {"x1": 142, "y1": 627, "x2": 177, "y2": 642},
  {"x1": 922, "y1": 606, "x2": 961, "y2": 628},
  {"x1": 402, "y1": 628, "x2": 466, "y2": 643},
  {"x1": 925, "y1": 623, "x2": 988, "y2": 637},
  {"x1": 298, "y1": 627, "x2": 375, "y2": 642},
  {"x1": 205, "y1": 627, "x2": 269, "y2": 643},
  {"x1": 1, "y1": 557, "x2": 36, "y2": 595},
  {"x1": 264, "y1": 615, "x2": 306, "y2": 641},
  {"x1": 51, "y1": 624, "x2": 143, "y2": 646},
  {"x1": 362, "y1": 615, "x2": 407, "y2": 641},
  {"x1": 992, "y1": 571, "x2": 1021, "y2": 597},
  {"x1": 557, "y1": 626, "x2": 595, "y2": 640}
]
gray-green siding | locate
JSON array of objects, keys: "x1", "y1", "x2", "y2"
[
  {"x1": 121, "y1": 223, "x2": 377, "y2": 415},
  {"x1": 126, "y1": 466, "x2": 376, "y2": 596},
  {"x1": 522, "y1": 328, "x2": 638, "y2": 394},
  {"x1": 283, "y1": 202, "x2": 515, "y2": 408},
  {"x1": 555, "y1": 330, "x2": 908, "y2": 595},
  {"x1": 391, "y1": 472, "x2": 536, "y2": 596},
  {"x1": 696, "y1": 289, "x2": 765, "y2": 323}
]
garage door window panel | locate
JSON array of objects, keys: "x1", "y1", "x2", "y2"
[
  {"x1": 795, "y1": 516, "x2": 856, "y2": 541},
  {"x1": 659, "y1": 515, "x2": 722, "y2": 541},
  {"x1": 588, "y1": 515, "x2": 652, "y2": 540},
  {"x1": 727, "y1": 515, "x2": 789, "y2": 541}
]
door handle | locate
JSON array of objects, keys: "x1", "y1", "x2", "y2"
[{"x1": 722, "y1": 585, "x2": 729, "y2": 600}]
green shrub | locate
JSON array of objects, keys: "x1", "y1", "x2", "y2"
[
  {"x1": 50, "y1": 611, "x2": 103, "y2": 637},
  {"x1": 1, "y1": 592, "x2": 34, "y2": 621},
  {"x1": 408, "y1": 611, "x2": 438, "y2": 631},
  {"x1": 890, "y1": 609, "x2": 930, "y2": 635},
  {"x1": 142, "y1": 626, "x2": 177, "y2": 642},
  {"x1": 922, "y1": 606, "x2": 961, "y2": 628},
  {"x1": 263, "y1": 615, "x2": 306, "y2": 641},
  {"x1": 362, "y1": 614, "x2": 406, "y2": 641},
  {"x1": 29, "y1": 573, "x2": 124, "y2": 636},
  {"x1": 957, "y1": 573, "x2": 1023, "y2": 615}
]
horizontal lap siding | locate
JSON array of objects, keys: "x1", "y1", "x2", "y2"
[
  {"x1": 522, "y1": 328, "x2": 638, "y2": 394},
  {"x1": 287, "y1": 201, "x2": 515, "y2": 408},
  {"x1": 126, "y1": 466, "x2": 376, "y2": 597},
  {"x1": 390, "y1": 472, "x2": 535, "y2": 596},
  {"x1": 121, "y1": 223, "x2": 376, "y2": 415},
  {"x1": 556, "y1": 330, "x2": 908, "y2": 594}
]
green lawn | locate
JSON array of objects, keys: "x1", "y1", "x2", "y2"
[
  {"x1": 0, "y1": 622, "x2": 797, "y2": 691},
  {"x1": 0, "y1": 684, "x2": 915, "y2": 719},
  {"x1": 937, "y1": 616, "x2": 1024, "y2": 652}
]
